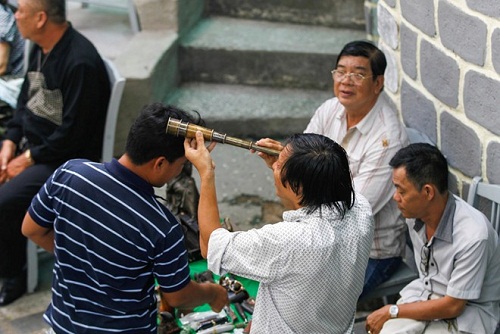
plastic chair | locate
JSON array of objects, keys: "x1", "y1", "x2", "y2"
[
  {"x1": 26, "y1": 58, "x2": 125, "y2": 293},
  {"x1": 466, "y1": 176, "x2": 500, "y2": 334},
  {"x1": 101, "y1": 57, "x2": 126, "y2": 162},
  {"x1": 467, "y1": 176, "x2": 500, "y2": 235},
  {"x1": 67, "y1": 0, "x2": 141, "y2": 34}
]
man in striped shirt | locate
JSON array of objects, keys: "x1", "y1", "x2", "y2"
[{"x1": 21, "y1": 103, "x2": 228, "y2": 333}]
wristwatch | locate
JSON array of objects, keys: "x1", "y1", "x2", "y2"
[{"x1": 389, "y1": 304, "x2": 399, "y2": 318}]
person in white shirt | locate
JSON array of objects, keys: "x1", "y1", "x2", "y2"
[
  {"x1": 185, "y1": 132, "x2": 374, "y2": 333},
  {"x1": 259, "y1": 40, "x2": 409, "y2": 298}
]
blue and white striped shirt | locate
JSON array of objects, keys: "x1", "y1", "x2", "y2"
[{"x1": 29, "y1": 159, "x2": 191, "y2": 333}]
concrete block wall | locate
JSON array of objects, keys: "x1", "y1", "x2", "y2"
[
  {"x1": 366, "y1": 0, "x2": 500, "y2": 193},
  {"x1": 113, "y1": 0, "x2": 205, "y2": 154}
]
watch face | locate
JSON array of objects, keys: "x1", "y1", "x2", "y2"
[{"x1": 390, "y1": 305, "x2": 398, "y2": 317}]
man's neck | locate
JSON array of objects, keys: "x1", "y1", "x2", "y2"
[
  {"x1": 344, "y1": 95, "x2": 379, "y2": 129},
  {"x1": 422, "y1": 191, "x2": 449, "y2": 239},
  {"x1": 37, "y1": 21, "x2": 69, "y2": 54}
]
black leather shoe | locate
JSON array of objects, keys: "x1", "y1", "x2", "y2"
[{"x1": 0, "y1": 273, "x2": 27, "y2": 306}]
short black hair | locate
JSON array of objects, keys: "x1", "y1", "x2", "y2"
[
  {"x1": 125, "y1": 103, "x2": 204, "y2": 165},
  {"x1": 37, "y1": 0, "x2": 66, "y2": 24},
  {"x1": 280, "y1": 133, "x2": 355, "y2": 217},
  {"x1": 389, "y1": 143, "x2": 448, "y2": 194},
  {"x1": 335, "y1": 40, "x2": 387, "y2": 79}
]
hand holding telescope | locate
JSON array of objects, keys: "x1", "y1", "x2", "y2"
[{"x1": 166, "y1": 118, "x2": 280, "y2": 156}]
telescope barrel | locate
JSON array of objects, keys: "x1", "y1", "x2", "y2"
[{"x1": 166, "y1": 118, "x2": 280, "y2": 156}]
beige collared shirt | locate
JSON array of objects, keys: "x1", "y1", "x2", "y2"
[{"x1": 304, "y1": 96, "x2": 408, "y2": 258}]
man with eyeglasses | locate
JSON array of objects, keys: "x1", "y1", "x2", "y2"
[
  {"x1": 366, "y1": 143, "x2": 500, "y2": 334},
  {"x1": 304, "y1": 40, "x2": 409, "y2": 299}
]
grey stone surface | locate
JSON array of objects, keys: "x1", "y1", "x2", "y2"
[
  {"x1": 180, "y1": 17, "x2": 366, "y2": 90},
  {"x1": 401, "y1": 0, "x2": 436, "y2": 37},
  {"x1": 134, "y1": 0, "x2": 176, "y2": 31},
  {"x1": 464, "y1": 70, "x2": 500, "y2": 136},
  {"x1": 0, "y1": 253, "x2": 53, "y2": 334},
  {"x1": 207, "y1": 0, "x2": 366, "y2": 30},
  {"x1": 492, "y1": 28, "x2": 500, "y2": 75},
  {"x1": 440, "y1": 112, "x2": 482, "y2": 178},
  {"x1": 364, "y1": 2, "x2": 378, "y2": 37},
  {"x1": 384, "y1": 0, "x2": 396, "y2": 8},
  {"x1": 400, "y1": 24, "x2": 418, "y2": 80},
  {"x1": 401, "y1": 80, "x2": 437, "y2": 144},
  {"x1": 67, "y1": 2, "x2": 135, "y2": 60},
  {"x1": 487, "y1": 141, "x2": 500, "y2": 184},
  {"x1": 486, "y1": 142, "x2": 500, "y2": 184},
  {"x1": 380, "y1": 44, "x2": 398, "y2": 93},
  {"x1": 165, "y1": 82, "x2": 332, "y2": 138},
  {"x1": 438, "y1": 1, "x2": 487, "y2": 66},
  {"x1": 177, "y1": 0, "x2": 205, "y2": 37},
  {"x1": 377, "y1": 4, "x2": 398, "y2": 50},
  {"x1": 182, "y1": 17, "x2": 365, "y2": 55},
  {"x1": 420, "y1": 40, "x2": 459, "y2": 108},
  {"x1": 466, "y1": 0, "x2": 500, "y2": 18},
  {"x1": 114, "y1": 31, "x2": 180, "y2": 153}
]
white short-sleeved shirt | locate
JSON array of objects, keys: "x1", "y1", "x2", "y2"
[
  {"x1": 304, "y1": 97, "x2": 408, "y2": 259},
  {"x1": 208, "y1": 195, "x2": 374, "y2": 334},
  {"x1": 400, "y1": 194, "x2": 500, "y2": 334}
]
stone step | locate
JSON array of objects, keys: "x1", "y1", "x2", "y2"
[
  {"x1": 179, "y1": 16, "x2": 366, "y2": 90},
  {"x1": 164, "y1": 82, "x2": 332, "y2": 138},
  {"x1": 207, "y1": 0, "x2": 366, "y2": 30}
]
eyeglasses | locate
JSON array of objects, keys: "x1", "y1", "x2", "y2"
[
  {"x1": 331, "y1": 69, "x2": 373, "y2": 85},
  {"x1": 420, "y1": 238, "x2": 434, "y2": 276}
]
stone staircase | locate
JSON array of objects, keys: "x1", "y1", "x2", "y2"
[{"x1": 165, "y1": 0, "x2": 367, "y2": 139}]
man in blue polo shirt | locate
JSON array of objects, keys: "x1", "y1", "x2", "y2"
[{"x1": 21, "y1": 103, "x2": 228, "y2": 334}]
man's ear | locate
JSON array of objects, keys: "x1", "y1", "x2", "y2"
[
  {"x1": 35, "y1": 11, "x2": 48, "y2": 29},
  {"x1": 154, "y1": 156, "x2": 167, "y2": 170},
  {"x1": 374, "y1": 75, "x2": 384, "y2": 94},
  {"x1": 422, "y1": 184, "x2": 435, "y2": 200}
]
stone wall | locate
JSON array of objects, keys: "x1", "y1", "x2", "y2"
[
  {"x1": 113, "y1": 0, "x2": 205, "y2": 154},
  {"x1": 367, "y1": 0, "x2": 500, "y2": 193}
]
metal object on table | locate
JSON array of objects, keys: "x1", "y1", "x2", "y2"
[{"x1": 166, "y1": 118, "x2": 280, "y2": 156}]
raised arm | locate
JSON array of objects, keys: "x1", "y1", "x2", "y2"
[{"x1": 184, "y1": 131, "x2": 220, "y2": 258}]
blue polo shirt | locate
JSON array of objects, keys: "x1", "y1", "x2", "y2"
[{"x1": 29, "y1": 159, "x2": 191, "y2": 333}]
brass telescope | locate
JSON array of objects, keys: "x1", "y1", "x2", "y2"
[{"x1": 166, "y1": 118, "x2": 280, "y2": 156}]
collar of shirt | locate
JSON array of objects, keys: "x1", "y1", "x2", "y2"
[
  {"x1": 414, "y1": 192, "x2": 456, "y2": 243},
  {"x1": 340, "y1": 97, "x2": 383, "y2": 136},
  {"x1": 283, "y1": 205, "x2": 341, "y2": 222},
  {"x1": 282, "y1": 207, "x2": 309, "y2": 222},
  {"x1": 104, "y1": 158, "x2": 155, "y2": 197}
]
